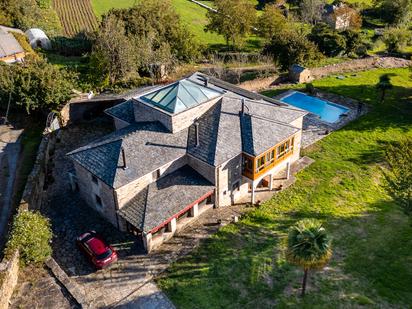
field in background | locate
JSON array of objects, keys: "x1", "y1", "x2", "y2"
[{"x1": 53, "y1": 0, "x2": 99, "y2": 37}]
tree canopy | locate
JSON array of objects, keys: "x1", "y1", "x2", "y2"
[
  {"x1": 0, "y1": 56, "x2": 75, "y2": 113},
  {"x1": 257, "y1": 3, "x2": 288, "y2": 41},
  {"x1": 205, "y1": 0, "x2": 257, "y2": 49}
]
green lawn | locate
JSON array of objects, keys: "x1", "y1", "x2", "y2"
[{"x1": 157, "y1": 68, "x2": 412, "y2": 308}]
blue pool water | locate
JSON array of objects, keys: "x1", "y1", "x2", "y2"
[{"x1": 280, "y1": 92, "x2": 349, "y2": 123}]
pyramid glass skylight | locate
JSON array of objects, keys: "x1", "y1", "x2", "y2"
[{"x1": 140, "y1": 79, "x2": 222, "y2": 114}]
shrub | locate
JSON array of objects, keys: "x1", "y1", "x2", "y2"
[
  {"x1": 308, "y1": 23, "x2": 346, "y2": 57},
  {"x1": 264, "y1": 29, "x2": 323, "y2": 70},
  {"x1": 5, "y1": 211, "x2": 52, "y2": 266},
  {"x1": 382, "y1": 27, "x2": 412, "y2": 53}
]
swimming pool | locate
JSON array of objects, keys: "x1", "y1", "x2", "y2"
[{"x1": 280, "y1": 91, "x2": 349, "y2": 123}]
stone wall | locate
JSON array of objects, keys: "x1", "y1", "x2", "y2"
[
  {"x1": 0, "y1": 251, "x2": 19, "y2": 309},
  {"x1": 60, "y1": 97, "x2": 124, "y2": 126},
  {"x1": 19, "y1": 131, "x2": 58, "y2": 211},
  {"x1": 73, "y1": 162, "x2": 118, "y2": 227}
]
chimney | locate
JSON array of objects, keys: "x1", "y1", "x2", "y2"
[
  {"x1": 194, "y1": 122, "x2": 200, "y2": 147},
  {"x1": 121, "y1": 147, "x2": 127, "y2": 169},
  {"x1": 204, "y1": 77, "x2": 209, "y2": 87}
]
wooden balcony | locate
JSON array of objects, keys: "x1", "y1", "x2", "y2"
[{"x1": 242, "y1": 136, "x2": 295, "y2": 181}]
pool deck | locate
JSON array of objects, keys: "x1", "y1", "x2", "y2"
[{"x1": 275, "y1": 90, "x2": 368, "y2": 148}]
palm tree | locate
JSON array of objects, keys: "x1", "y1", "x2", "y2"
[
  {"x1": 286, "y1": 219, "x2": 332, "y2": 297},
  {"x1": 376, "y1": 74, "x2": 393, "y2": 103}
]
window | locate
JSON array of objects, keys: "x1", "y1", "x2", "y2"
[
  {"x1": 276, "y1": 138, "x2": 294, "y2": 160},
  {"x1": 242, "y1": 156, "x2": 253, "y2": 174},
  {"x1": 95, "y1": 195, "x2": 102, "y2": 207},
  {"x1": 92, "y1": 175, "x2": 98, "y2": 185}
]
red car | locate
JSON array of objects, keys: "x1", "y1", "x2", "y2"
[{"x1": 76, "y1": 231, "x2": 118, "y2": 269}]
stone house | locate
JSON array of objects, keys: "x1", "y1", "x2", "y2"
[
  {"x1": 0, "y1": 27, "x2": 25, "y2": 63},
  {"x1": 67, "y1": 72, "x2": 307, "y2": 252},
  {"x1": 322, "y1": 3, "x2": 359, "y2": 30},
  {"x1": 289, "y1": 64, "x2": 312, "y2": 84}
]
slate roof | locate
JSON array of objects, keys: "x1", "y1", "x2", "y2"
[
  {"x1": 187, "y1": 96, "x2": 302, "y2": 165},
  {"x1": 0, "y1": 28, "x2": 24, "y2": 58},
  {"x1": 67, "y1": 122, "x2": 188, "y2": 188},
  {"x1": 290, "y1": 64, "x2": 306, "y2": 74},
  {"x1": 117, "y1": 165, "x2": 214, "y2": 232},
  {"x1": 105, "y1": 100, "x2": 135, "y2": 124}
]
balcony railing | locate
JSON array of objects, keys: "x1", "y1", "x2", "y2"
[{"x1": 242, "y1": 136, "x2": 295, "y2": 180}]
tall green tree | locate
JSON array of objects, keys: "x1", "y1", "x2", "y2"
[
  {"x1": 0, "y1": 56, "x2": 75, "y2": 113},
  {"x1": 205, "y1": 0, "x2": 257, "y2": 49},
  {"x1": 286, "y1": 219, "x2": 332, "y2": 297},
  {"x1": 384, "y1": 139, "x2": 412, "y2": 215},
  {"x1": 256, "y1": 3, "x2": 288, "y2": 41},
  {"x1": 90, "y1": 15, "x2": 138, "y2": 86}
]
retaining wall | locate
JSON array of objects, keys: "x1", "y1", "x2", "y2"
[{"x1": 0, "y1": 251, "x2": 19, "y2": 309}]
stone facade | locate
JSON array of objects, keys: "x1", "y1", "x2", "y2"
[{"x1": 74, "y1": 162, "x2": 118, "y2": 227}]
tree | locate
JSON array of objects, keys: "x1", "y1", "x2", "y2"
[
  {"x1": 205, "y1": 0, "x2": 257, "y2": 49},
  {"x1": 308, "y1": 23, "x2": 346, "y2": 57},
  {"x1": 264, "y1": 28, "x2": 323, "y2": 70},
  {"x1": 0, "y1": 0, "x2": 61, "y2": 36},
  {"x1": 110, "y1": 0, "x2": 201, "y2": 62},
  {"x1": 384, "y1": 138, "x2": 412, "y2": 215},
  {"x1": 5, "y1": 210, "x2": 52, "y2": 266},
  {"x1": 375, "y1": 0, "x2": 412, "y2": 26},
  {"x1": 382, "y1": 27, "x2": 412, "y2": 53},
  {"x1": 286, "y1": 219, "x2": 332, "y2": 297},
  {"x1": 256, "y1": 4, "x2": 288, "y2": 41},
  {"x1": 90, "y1": 15, "x2": 138, "y2": 85},
  {"x1": 300, "y1": 0, "x2": 326, "y2": 25},
  {"x1": 341, "y1": 29, "x2": 364, "y2": 56},
  {"x1": 0, "y1": 56, "x2": 75, "y2": 113},
  {"x1": 375, "y1": 73, "x2": 393, "y2": 102}
]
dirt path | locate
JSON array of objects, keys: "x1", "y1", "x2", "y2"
[{"x1": 310, "y1": 56, "x2": 411, "y2": 80}]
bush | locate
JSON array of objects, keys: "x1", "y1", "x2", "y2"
[
  {"x1": 5, "y1": 211, "x2": 52, "y2": 266},
  {"x1": 308, "y1": 23, "x2": 346, "y2": 57},
  {"x1": 263, "y1": 29, "x2": 323, "y2": 70},
  {"x1": 382, "y1": 27, "x2": 412, "y2": 53}
]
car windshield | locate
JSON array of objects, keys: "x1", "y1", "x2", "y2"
[{"x1": 96, "y1": 249, "x2": 112, "y2": 260}]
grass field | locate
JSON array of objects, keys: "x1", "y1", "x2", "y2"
[
  {"x1": 157, "y1": 68, "x2": 412, "y2": 308},
  {"x1": 53, "y1": 0, "x2": 98, "y2": 37},
  {"x1": 90, "y1": 0, "x2": 264, "y2": 49}
]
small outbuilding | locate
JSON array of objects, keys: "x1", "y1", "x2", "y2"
[
  {"x1": 25, "y1": 28, "x2": 51, "y2": 50},
  {"x1": 0, "y1": 28, "x2": 25, "y2": 63},
  {"x1": 289, "y1": 64, "x2": 312, "y2": 84}
]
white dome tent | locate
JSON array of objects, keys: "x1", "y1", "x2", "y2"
[{"x1": 25, "y1": 28, "x2": 51, "y2": 50}]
